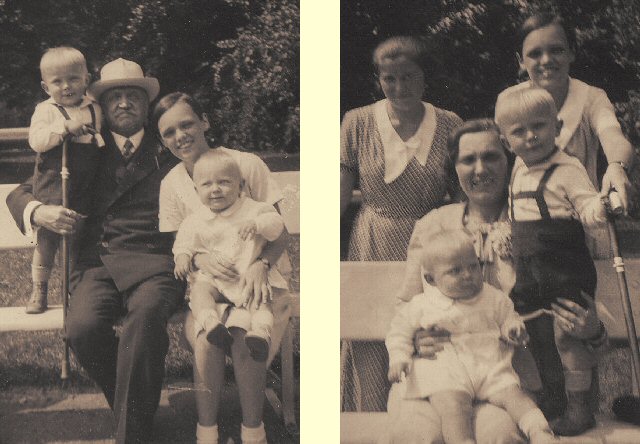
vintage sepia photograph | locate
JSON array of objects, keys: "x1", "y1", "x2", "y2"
[
  {"x1": 340, "y1": 1, "x2": 640, "y2": 442},
  {"x1": 0, "y1": 1, "x2": 299, "y2": 443}
]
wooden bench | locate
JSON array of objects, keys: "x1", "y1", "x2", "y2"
[
  {"x1": 340, "y1": 261, "x2": 640, "y2": 443},
  {"x1": 0, "y1": 171, "x2": 299, "y2": 435}
]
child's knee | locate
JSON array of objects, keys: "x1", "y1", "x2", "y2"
[{"x1": 227, "y1": 307, "x2": 252, "y2": 331}]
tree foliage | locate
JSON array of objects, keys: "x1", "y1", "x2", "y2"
[
  {"x1": 0, "y1": 0, "x2": 299, "y2": 152},
  {"x1": 341, "y1": 0, "x2": 640, "y2": 145}
]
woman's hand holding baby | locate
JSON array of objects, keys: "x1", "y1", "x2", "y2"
[
  {"x1": 552, "y1": 292, "x2": 601, "y2": 340},
  {"x1": 240, "y1": 259, "x2": 272, "y2": 309},
  {"x1": 388, "y1": 361, "x2": 409, "y2": 383},
  {"x1": 414, "y1": 325, "x2": 450, "y2": 359},
  {"x1": 174, "y1": 254, "x2": 192, "y2": 280}
]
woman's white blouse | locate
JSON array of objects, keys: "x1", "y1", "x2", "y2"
[
  {"x1": 374, "y1": 100, "x2": 437, "y2": 184},
  {"x1": 159, "y1": 147, "x2": 283, "y2": 232}
]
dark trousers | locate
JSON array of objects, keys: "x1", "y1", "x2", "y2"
[
  {"x1": 511, "y1": 244, "x2": 597, "y2": 418},
  {"x1": 65, "y1": 266, "x2": 183, "y2": 443}
]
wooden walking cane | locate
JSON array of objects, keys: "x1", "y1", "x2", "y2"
[
  {"x1": 60, "y1": 136, "x2": 71, "y2": 380},
  {"x1": 607, "y1": 191, "x2": 640, "y2": 423}
]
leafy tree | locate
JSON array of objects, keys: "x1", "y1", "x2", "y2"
[
  {"x1": 0, "y1": 0, "x2": 299, "y2": 153},
  {"x1": 208, "y1": 0, "x2": 300, "y2": 153}
]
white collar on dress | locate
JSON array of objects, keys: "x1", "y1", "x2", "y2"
[
  {"x1": 374, "y1": 99, "x2": 436, "y2": 184},
  {"x1": 556, "y1": 78, "x2": 589, "y2": 150}
]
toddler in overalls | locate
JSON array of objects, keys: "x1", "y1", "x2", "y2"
[
  {"x1": 386, "y1": 229, "x2": 555, "y2": 444},
  {"x1": 496, "y1": 88, "x2": 608, "y2": 435},
  {"x1": 26, "y1": 47, "x2": 105, "y2": 314},
  {"x1": 173, "y1": 150, "x2": 288, "y2": 362}
]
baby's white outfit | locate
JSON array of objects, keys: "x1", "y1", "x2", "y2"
[
  {"x1": 174, "y1": 195, "x2": 287, "y2": 331},
  {"x1": 174, "y1": 195, "x2": 287, "y2": 303},
  {"x1": 386, "y1": 283, "x2": 523, "y2": 400}
]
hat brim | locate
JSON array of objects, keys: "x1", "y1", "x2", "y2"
[{"x1": 88, "y1": 77, "x2": 160, "y2": 102}]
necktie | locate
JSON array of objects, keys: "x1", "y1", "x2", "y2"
[{"x1": 123, "y1": 139, "x2": 134, "y2": 160}]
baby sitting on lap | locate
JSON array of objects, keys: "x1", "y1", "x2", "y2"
[{"x1": 386, "y1": 228, "x2": 555, "y2": 444}]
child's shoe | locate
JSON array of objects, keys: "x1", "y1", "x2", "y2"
[
  {"x1": 244, "y1": 330, "x2": 271, "y2": 362},
  {"x1": 550, "y1": 390, "x2": 596, "y2": 436},
  {"x1": 26, "y1": 282, "x2": 48, "y2": 314},
  {"x1": 205, "y1": 320, "x2": 233, "y2": 349},
  {"x1": 613, "y1": 395, "x2": 640, "y2": 425}
]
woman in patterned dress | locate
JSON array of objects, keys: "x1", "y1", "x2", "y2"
[{"x1": 340, "y1": 36, "x2": 463, "y2": 411}]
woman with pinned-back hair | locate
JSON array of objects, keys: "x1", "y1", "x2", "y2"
[
  {"x1": 340, "y1": 35, "x2": 463, "y2": 412},
  {"x1": 153, "y1": 92, "x2": 292, "y2": 444}
]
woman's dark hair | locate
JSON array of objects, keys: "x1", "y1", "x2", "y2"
[
  {"x1": 447, "y1": 118, "x2": 515, "y2": 201},
  {"x1": 372, "y1": 35, "x2": 430, "y2": 75},
  {"x1": 151, "y1": 92, "x2": 206, "y2": 135},
  {"x1": 518, "y1": 12, "x2": 576, "y2": 53},
  {"x1": 448, "y1": 119, "x2": 503, "y2": 163}
]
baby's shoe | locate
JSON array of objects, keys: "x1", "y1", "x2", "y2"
[
  {"x1": 244, "y1": 330, "x2": 271, "y2": 362},
  {"x1": 550, "y1": 390, "x2": 596, "y2": 436},
  {"x1": 26, "y1": 282, "x2": 48, "y2": 314},
  {"x1": 205, "y1": 319, "x2": 233, "y2": 349}
]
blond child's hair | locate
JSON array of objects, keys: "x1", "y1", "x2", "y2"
[
  {"x1": 421, "y1": 228, "x2": 475, "y2": 274},
  {"x1": 40, "y1": 47, "x2": 88, "y2": 77},
  {"x1": 495, "y1": 88, "x2": 558, "y2": 129},
  {"x1": 193, "y1": 150, "x2": 243, "y2": 187}
]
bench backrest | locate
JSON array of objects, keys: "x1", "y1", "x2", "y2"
[
  {"x1": 0, "y1": 171, "x2": 299, "y2": 251},
  {"x1": 340, "y1": 261, "x2": 405, "y2": 340}
]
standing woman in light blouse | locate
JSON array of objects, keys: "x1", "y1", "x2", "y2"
[{"x1": 340, "y1": 36, "x2": 463, "y2": 411}]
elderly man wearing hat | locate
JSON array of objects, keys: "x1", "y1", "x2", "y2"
[{"x1": 7, "y1": 59, "x2": 183, "y2": 443}]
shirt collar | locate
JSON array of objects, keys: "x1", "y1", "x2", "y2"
[
  {"x1": 111, "y1": 129, "x2": 145, "y2": 155},
  {"x1": 556, "y1": 78, "x2": 589, "y2": 150},
  {"x1": 425, "y1": 283, "x2": 484, "y2": 310},
  {"x1": 45, "y1": 95, "x2": 96, "y2": 109},
  {"x1": 197, "y1": 194, "x2": 246, "y2": 220}
]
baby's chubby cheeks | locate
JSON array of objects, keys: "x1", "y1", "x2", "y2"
[
  {"x1": 421, "y1": 229, "x2": 484, "y2": 301},
  {"x1": 193, "y1": 150, "x2": 246, "y2": 213}
]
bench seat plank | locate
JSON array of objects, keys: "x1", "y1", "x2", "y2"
[{"x1": 340, "y1": 412, "x2": 640, "y2": 443}]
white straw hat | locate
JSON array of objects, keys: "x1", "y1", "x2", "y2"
[{"x1": 88, "y1": 58, "x2": 160, "y2": 101}]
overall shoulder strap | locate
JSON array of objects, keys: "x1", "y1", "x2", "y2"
[
  {"x1": 52, "y1": 103, "x2": 71, "y2": 120},
  {"x1": 534, "y1": 163, "x2": 560, "y2": 219}
]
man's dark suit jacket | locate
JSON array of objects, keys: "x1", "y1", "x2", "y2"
[{"x1": 6, "y1": 130, "x2": 180, "y2": 292}]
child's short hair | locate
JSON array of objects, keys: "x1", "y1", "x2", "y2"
[
  {"x1": 495, "y1": 88, "x2": 557, "y2": 128},
  {"x1": 40, "y1": 47, "x2": 88, "y2": 76},
  {"x1": 372, "y1": 36, "x2": 428, "y2": 74},
  {"x1": 193, "y1": 150, "x2": 243, "y2": 184},
  {"x1": 421, "y1": 229, "x2": 475, "y2": 274}
]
